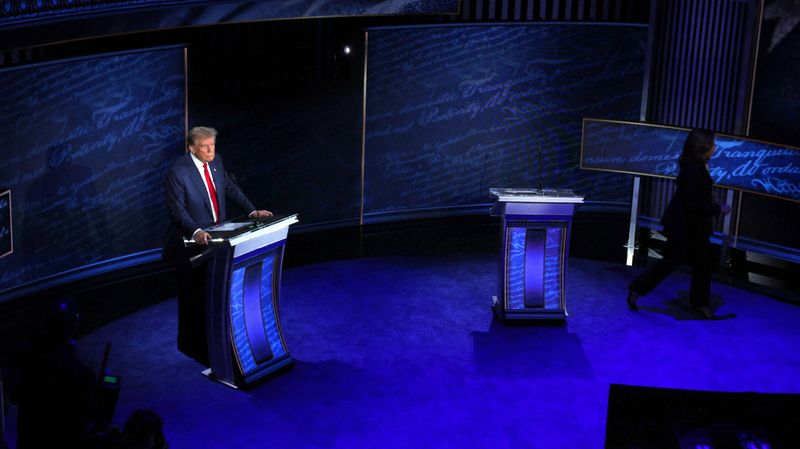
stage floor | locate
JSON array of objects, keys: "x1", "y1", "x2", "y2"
[{"x1": 64, "y1": 255, "x2": 800, "y2": 448}]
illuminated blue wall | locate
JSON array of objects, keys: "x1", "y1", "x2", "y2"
[
  {"x1": 363, "y1": 24, "x2": 647, "y2": 219},
  {"x1": 0, "y1": 47, "x2": 185, "y2": 300}
]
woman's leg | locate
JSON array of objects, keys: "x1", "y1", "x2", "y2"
[
  {"x1": 689, "y1": 240, "x2": 712, "y2": 308},
  {"x1": 629, "y1": 239, "x2": 684, "y2": 296}
]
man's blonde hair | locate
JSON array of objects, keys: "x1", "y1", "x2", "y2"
[{"x1": 186, "y1": 126, "x2": 218, "y2": 147}]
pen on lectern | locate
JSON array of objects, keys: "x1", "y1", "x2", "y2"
[{"x1": 183, "y1": 237, "x2": 225, "y2": 247}]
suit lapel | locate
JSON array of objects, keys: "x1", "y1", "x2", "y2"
[{"x1": 186, "y1": 154, "x2": 215, "y2": 218}]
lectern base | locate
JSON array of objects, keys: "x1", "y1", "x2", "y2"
[
  {"x1": 492, "y1": 296, "x2": 568, "y2": 320},
  {"x1": 201, "y1": 368, "x2": 239, "y2": 390},
  {"x1": 202, "y1": 215, "x2": 299, "y2": 389},
  {"x1": 202, "y1": 356, "x2": 295, "y2": 389}
]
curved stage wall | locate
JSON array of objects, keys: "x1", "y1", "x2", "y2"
[
  {"x1": 0, "y1": 0, "x2": 460, "y2": 51},
  {"x1": 0, "y1": 46, "x2": 186, "y2": 302},
  {"x1": 189, "y1": 23, "x2": 648, "y2": 228},
  {"x1": 362, "y1": 24, "x2": 647, "y2": 222},
  {"x1": 1, "y1": 23, "x2": 647, "y2": 302}
]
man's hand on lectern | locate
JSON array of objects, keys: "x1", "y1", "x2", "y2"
[
  {"x1": 250, "y1": 210, "x2": 273, "y2": 219},
  {"x1": 195, "y1": 231, "x2": 212, "y2": 245}
]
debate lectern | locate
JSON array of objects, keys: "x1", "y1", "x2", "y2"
[
  {"x1": 490, "y1": 189, "x2": 583, "y2": 320},
  {"x1": 190, "y1": 214, "x2": 298, "y2": 388}
]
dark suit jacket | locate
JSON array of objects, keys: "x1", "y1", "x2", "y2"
[
  {"x1": 661, "y1": 156, "x2": 721, "y2": 242},
  {"x1": 163, "y1": 152, "x2": 255, "y2": 259}
]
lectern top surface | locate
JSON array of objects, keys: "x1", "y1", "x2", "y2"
[
  {"x1": 206, "y1": 221, "x2": 252, "y2": 232},
  {"x1": 207, "y1": 214, "x2": 298, "y2": 241},
  {"x1": 490, "y1": 188, "x2": 584, "y2": 203}
]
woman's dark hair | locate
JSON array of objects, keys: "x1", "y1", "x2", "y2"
[{"x1": 680, "y1": 129, "x2": 716, "y2": 163}]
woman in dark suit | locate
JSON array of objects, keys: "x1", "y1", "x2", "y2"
[{"x1": 627, "y1": 129, "x2": 731, "y2": 319}]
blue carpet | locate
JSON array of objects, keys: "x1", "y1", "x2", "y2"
[{"x1": 69, "y1": 255, "x2": 800, "y2": 448}]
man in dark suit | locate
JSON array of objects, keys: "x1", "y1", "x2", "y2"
[{"x1": 164, "y1": 126, "x2": 271, "y2": 363}]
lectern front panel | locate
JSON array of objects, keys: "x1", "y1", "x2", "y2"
[
  {"x1": 204, "y1": 214, "x2": 298, "y2": 388},
  {"x1": 492, "y1": 190, "x2": 580, "y2": 320},
  {"x1": 503, "y1": 222, "x2": 567, "y2": 315},
  {"x1": 231, "y1": 267, "x2": 259, "y2": 374},
  {"x1": 229, "y1": 248, "x2": 288, "y2": 380},
  {"x1": 507, "y1": 227, "x2": 526, "y2": 309},
  {"x1": 259, "y1": 254, "x2": 288, "y2": 360},
  {"x1": 242, "y1": 263, "x2": 274, "y2": 364},
  {"x1": 523, "y1": 229, "x2": 546, "y2": 308},
  {"x1": 544, "y1": 227, "x2": 564, "y2": 310}
]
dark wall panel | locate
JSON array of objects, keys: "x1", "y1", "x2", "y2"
[
  {"x1": 0, "y1": 47, "x2": 185, "y2": 300},
  {"x1": 185, "y1": 23, "x2": 364, "y2": 228},
  {"x1": 750, "y1": 0, "x2": 800, "y2": 148},
  {"x1": 645, "y1": 0, "x2": 757, "y2": 133},
  {"x1": 188, "y1": 89, "x2": 363, "y2": 227},
  {"x1": 640, "y1": 0, "x2": 760, "y2": 226},
  {"x1": 458, "y1": 0, "x2": 649, "y2": 22},
  {"x1": 364, "y1": 24, "x2": 647, "y2": 218},
  {"x1": 741, "y1": 0, "x2": 800, "y2": 253}
]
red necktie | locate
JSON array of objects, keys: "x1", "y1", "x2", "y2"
[{"x1": 203, "y1": 163, "x2": 220, "y2": 223}]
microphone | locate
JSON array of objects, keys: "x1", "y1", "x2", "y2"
[{"x1": 229, "y1": 172, "x2": 258, "y2": 224}]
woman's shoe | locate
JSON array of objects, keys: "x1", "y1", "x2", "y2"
[
  {"x1": 692, "y1": 306, "x2": 715, "y2": 320},
  {"x1": 626, "y1": 289, "x2": 639, "y2": 311}
]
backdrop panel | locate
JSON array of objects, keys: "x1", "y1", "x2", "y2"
[
  {"x1": 581, "y1": 119, "x2": 800, "y2": 202},
  {"x1": 0, "y1": 47, "x2": 185, "y2": 301},
  {"x1": 363, "y1": 24, "x2": 647, "y2": 220}
]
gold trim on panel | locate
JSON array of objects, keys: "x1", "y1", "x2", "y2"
[
  {"x1": 0, "y1": 190, "x2": 12, "y2": 259},
  {"x1": 359, "y1": 31, "x2": 369, "y2": 226},
  {"x1": 744, "y1": 0, "x2": 766, "y2": 137}
]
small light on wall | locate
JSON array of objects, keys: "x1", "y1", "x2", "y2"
[{"x1": 343, "y1": 46, "x2": 351, "y2": 55}]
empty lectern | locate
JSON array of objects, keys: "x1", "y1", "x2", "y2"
[
  {"x1": 490, "y1": 189, "x2": 583, "y2": 320},
  {"x1": 190, "y1": 214, "x2": 298, "y2": 388}
]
